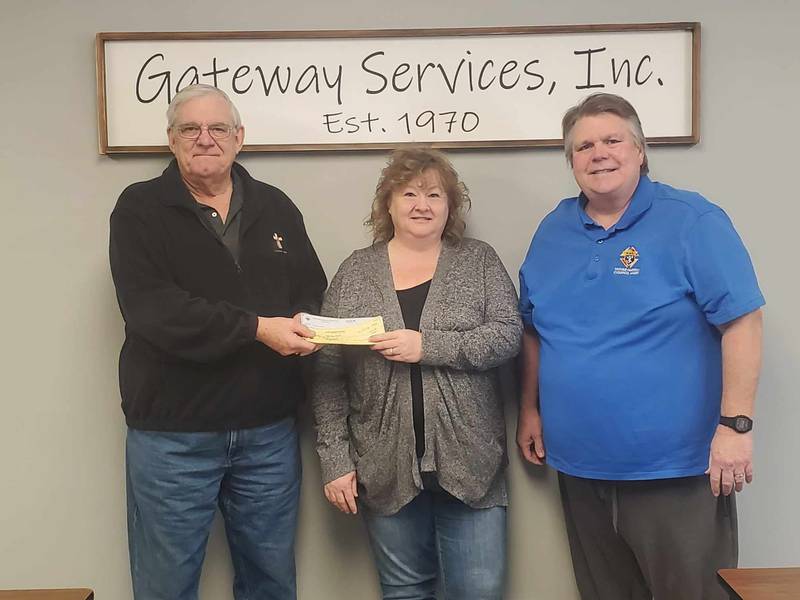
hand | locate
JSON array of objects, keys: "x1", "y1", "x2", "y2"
[
  {"x1": 517, "y1": 405, "x2": 546, "y2": 465},
  {"x1": 369, "y1": 329, "x2": 422, "y2": 363},
  {"x1": 706, "y1": 425, "x2": 753, "y2": 496},
  {"x1": 324, "y1": 470, "x2": 359, "y2": 514},
  {"x1": 255, "y1": 314, "x2": 320, "y2": 356}
]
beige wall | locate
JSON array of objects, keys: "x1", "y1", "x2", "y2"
[{"x1": 1, "y1": 1, "x2": 797, "y2": 598}]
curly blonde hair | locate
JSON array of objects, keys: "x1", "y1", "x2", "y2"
[{"x1": 366, "y1": 148, "x2": 471, "y2": 243}]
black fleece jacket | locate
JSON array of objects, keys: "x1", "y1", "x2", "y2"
[{"x1": 110, "y1": 161, "x2": 327, "y2": 431}]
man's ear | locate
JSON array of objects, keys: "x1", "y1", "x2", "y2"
[{"x1": 234, "y1": 126, "x2": 245, "y2": 154}]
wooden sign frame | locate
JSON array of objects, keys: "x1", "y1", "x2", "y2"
[{"x1": 96, "y1": 23, "x2": 700, "y2": 153}]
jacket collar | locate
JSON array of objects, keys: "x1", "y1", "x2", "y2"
[
  {"x1": 159, "y1": 160, "x2": 266, "y2": 234},
  {"x1": 159, "y1": 159, "x2": 197, "y2": 209}
]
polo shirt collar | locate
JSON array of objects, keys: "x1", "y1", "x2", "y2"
[
  {"x1": 228, "y1": 170, "x2": 244, "y2": 220},
  {"x1": 577, "y1": 175, "x2": 655, "y2": 232}
]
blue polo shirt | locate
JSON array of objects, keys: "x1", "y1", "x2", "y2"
[{"x1": 519, "y1": 176, "x2": 764, "y2": 480}]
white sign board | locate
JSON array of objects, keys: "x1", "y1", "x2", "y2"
[{"x1": 96, "y1": 24, "x2": 699, "y2": 153}]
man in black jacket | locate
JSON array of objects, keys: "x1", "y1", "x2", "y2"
[{"x1": 110, "y1": 84, "x2": 327, "y2": 600}]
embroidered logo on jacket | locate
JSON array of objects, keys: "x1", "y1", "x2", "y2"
[
  {"x1": 614, "y1": 246, "x2": 640, "y2": 276},
  {"x1": 272, "y1": 232, "x2": 288, "y2": 253}
]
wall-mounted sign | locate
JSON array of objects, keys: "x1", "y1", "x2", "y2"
[{"x1": 96, "y1": 23, "x2": 699, "y2": 153}]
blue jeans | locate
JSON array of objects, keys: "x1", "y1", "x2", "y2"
[
  {"x1": 363, "y1": 491, "x2": 507, "y2": 600},
  {"x1": 126, "y1": 418, "x2": 300, "y2": 600}
]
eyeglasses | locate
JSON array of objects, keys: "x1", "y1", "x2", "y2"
[{"x1": 174, "y1": 123, "x2": 236, "y2": 140}]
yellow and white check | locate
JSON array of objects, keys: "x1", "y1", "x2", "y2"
[{"x1": 300, "y1": 313, "x2": 385, "y2": 345}]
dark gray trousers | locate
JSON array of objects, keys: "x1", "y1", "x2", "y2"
[{"x1": 558, "y1": 473, "x2": 738, "y2": 600}]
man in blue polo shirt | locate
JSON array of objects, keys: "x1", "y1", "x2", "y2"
[{"x1": 517, "y1": 93, "x2": 764, "y2": 600}]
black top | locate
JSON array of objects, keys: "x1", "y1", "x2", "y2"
[
  {"x1": 195, "y1": 171, "x2": 244, "y2": 263},
  {"x1": 110, "y1": 160, "x2": 327, "y2": 432},
  {"x1": 396, "y1": 279, "x2": 431, "y2": 459}
]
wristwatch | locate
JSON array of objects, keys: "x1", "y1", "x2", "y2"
[{"x1": 719, "y1": 415, "x2": 753, "y2": 433}]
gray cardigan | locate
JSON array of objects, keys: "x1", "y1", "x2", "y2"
[{"x1": 311, "y1": 238, "x2": 523, "y2": 515}]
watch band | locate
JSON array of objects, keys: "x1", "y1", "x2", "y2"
[{"x1": 720, "y1": 415, "x2": 753, "y2": 433}]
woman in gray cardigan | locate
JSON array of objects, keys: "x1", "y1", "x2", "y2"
[{"x1": 311, "y1": 148, "x2": 522, "y2": 600}]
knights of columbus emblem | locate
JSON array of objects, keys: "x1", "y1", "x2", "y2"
[{"x1": 619, "y1": 246, "x2": 639, "y2": 269}]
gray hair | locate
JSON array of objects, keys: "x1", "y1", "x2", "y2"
[
  {"x1": 562, "y1": 93, "x2": 649, "y2": 175},
  {"x1": 166, "y1": 84, "x2": 242, "y2": 129}
]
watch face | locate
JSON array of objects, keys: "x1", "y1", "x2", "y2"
[{"x1": 735, "y1": 416, "x2": 752, "y2": 432}]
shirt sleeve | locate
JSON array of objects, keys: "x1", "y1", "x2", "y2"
[
  {"x1": 280, "y1": 192, "x2": 327, "y2": 317},
  {"x1": 518, "y1": 268, "x2": 534, "y2": 328},
  {"x1": 289, "y1": 225, "x2": 328, "y2": 317},
  {"x1": 683, "y1": 207, "x2": 765, "y2": 326},
  {"x1": 518, "y1": 236, "x2": 536, "y2": 328},
  {"x1": 310, "y1": 260, "x2": 356, "y2": 484},
  {"x1": 421, "y1": 245, "x2": 523, "y2": 370}
]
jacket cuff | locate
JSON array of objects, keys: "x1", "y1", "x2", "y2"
[
  {"x1": 420, "y1": 329, "x2": 459, "y2": 366},
  {"x1": 319, "y1": 447, "x2": 356, "y2": 484},
  {"x1": 246, "y1": 312, "x2": 259, "y2": 340}
]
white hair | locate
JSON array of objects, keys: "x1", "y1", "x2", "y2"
[{"x1": 166, "y1": 84, "x2": 242, "y2": 129}]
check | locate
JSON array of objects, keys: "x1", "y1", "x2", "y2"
[{"x1": 300, "y1": 314, "x2": 385, "y2": 345}]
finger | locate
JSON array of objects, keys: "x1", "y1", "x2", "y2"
[
  {"x1": 293, "y1": 324, "x2": 316, "y2": 338},
  {"x1": 326, "y1": 486, "x2": 342, "y2": 506},
  {"x1": 533, "y1": 435, "x2": 546, "y2": 463},
  {"x1": 336, "y1": 490, "x2": 353, "y2": 514},
  {"x1": 295, "y1": 344, "x2": 319, "y2": 357},
  {"x1": 332, "y1": 489, "x2": 345, "y2": 512},
  {"x1": 517, "y1": 438, "x2": 533, "y2": 462},
  {"x1": 368, "y1": 333, "x2": 392, "y2": 343},
  {"x1": 292, "y1": 338, "x2": 318, "y2": 354},
  {"x1": 350, "y1": 475, "x2": 359, "y2": 498},
  {"x1": 708, "y1": 469, "x2": 721, "y2": 497},
  {"x1": 325, "y1": 485, "x2": 343, "y2": 509},
  {"x1": 720, "y1": 470, "x2": 734, "y2": 496},
  {"x1": 372, "y1": 345, "x2": 401, "y2": 360},
  {"x1": 343, "y1": 490, "x2": 358, "y2": 514},
  {"x1": 518, "y1": 437, "x2": 541, "y2": 464},
  {"x1": 734, "y1": 465, "x2": 751, "y2": 491},
  {"x1": 527, "y1": 444, "x2": 544, "y2": 465},
  {"x1": 369, "y1": 340, "x2": 395, "y2": 351}
]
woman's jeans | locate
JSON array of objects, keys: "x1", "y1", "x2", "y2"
[
  {"x1": 363, "y1": 490, "x2": 507, "y2": 600},
  {"x1": 126, "y1": 418, "x2": 301, "y2": 600}
]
